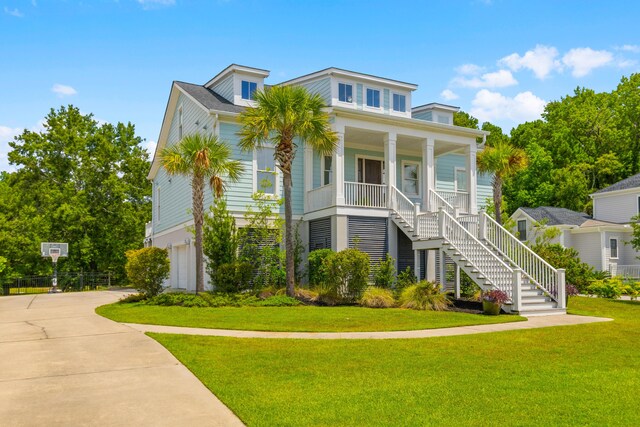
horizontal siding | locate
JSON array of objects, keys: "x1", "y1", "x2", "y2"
[
  {"x1": 312, "y1": 150, "x2": 321, "y2": 188},
  {"x1": 572, "y1": 232, "x2": 602, "y2": 270},
  {"x1": 211, "y1": 75, "x2": 234, "y2": 102},
  {"x1": 298, "y1": 78, "x2": 331, "y2": 105},
  {"x1": 477, "y1": 172, "x2": 492, "y2": 209},
  {"x1": 383, "y1": 89, "x2": 390, "y2": 114},
  {"x1": 356, "y1": 83, "x2": 363, "y2": 110},
  {"x1": 593, "y1": 192, "x2": 640, "y2": 223}
]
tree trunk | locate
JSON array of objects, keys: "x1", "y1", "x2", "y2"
[
  {"x1": 493, "y1": 175, "x2": 503, "y2": 225},
  {"x1": 192, "y1": 174, "x2": 205, "y2": 294},
  {"x1": 283, "y1": 171, "x2": 295, "y2": 297}
]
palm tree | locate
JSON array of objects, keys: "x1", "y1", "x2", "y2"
[
  {"x1": 238, "y1": 85, "x2": 338, "y2": 297},
  {"x1": 477, "y1": 140, "x2": 528, "y2": 225},
  {"x1": 160, "y1": 133, "x2": 244, "y2": 294}
]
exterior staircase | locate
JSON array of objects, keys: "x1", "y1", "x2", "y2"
[{"x1": 389, "y1": 186, "x2": 566, "y2": 316}]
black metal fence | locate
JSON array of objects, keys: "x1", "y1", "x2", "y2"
[{"x1": 1, "y1": 272, "x2": 113, "y2": 296}]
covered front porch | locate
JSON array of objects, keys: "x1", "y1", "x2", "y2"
[{"x1": 303, "y1": 116, "x2": 484, "y2": 215}]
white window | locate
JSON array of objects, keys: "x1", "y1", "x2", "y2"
[
  {"x1": 610, "y1": 238, "x2": 618, "y2": 259},
  {"x1": 366, "y1": 88, "x2": 381, "y2": 108},
  {"x1": 455, "y1": 167, "x2": 468, "y2": 192},
  {"x1": 255, "y1": 147, "x2": 277, "y2": 194},
  {"x1": 338, "y1": 83, "x2": 353, "y2": 103},
  {"x1": 322, "y1": 155, "x2": 333, "y2": 185},
  {"x1": 437, "y1": 114, "x2": 450, "y2": 124},
  {"x1": 392, "y1": 93, "x2": 406, "y2": 112},
  {"x1": 517, "y1": 220, "x2": 527, "y2": 241},
  {"x1": 242, "y1": 80, "x2": 258, "y2": 100},
  {"x1": 402, "y1": 161, "x2": 420, "y2": 196},
  {"x1": 178, "y1": 105, "x2": 183, "y2": 141}
]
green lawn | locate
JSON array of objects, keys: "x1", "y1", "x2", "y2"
[
  {"x1": 96, "y1": 303, "x2": 524, "y2": 332},
  {"x1": 148, "y1": 297, "x2": 640, "y2": 426}
]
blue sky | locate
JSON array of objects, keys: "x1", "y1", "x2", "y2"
[{"x1": 1, "y1": 0, "x2": 639, "y2": 172}]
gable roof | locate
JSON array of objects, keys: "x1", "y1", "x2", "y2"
[
  {"x1": 174, "y1": 81, "x2": 245, "y2": 114},
  {"x1": 519, "y1": 206, "x2": 591, "y2": 226},
  {"x1": 593, "y1": 172, "x2": 640, "y2": 194}
]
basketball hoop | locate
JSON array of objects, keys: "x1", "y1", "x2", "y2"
[
  {"x1": 41, "y1": 243, "x2": 68, "y2": 293},
  {"x1": 49, "y1": 248, "x2": 61, "y2": 264}
]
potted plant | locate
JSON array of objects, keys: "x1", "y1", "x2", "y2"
[
  {"x1": 482, "y1": 289, "x2": 509, "y2": 315},
  {"x1": 565, "y1": 283, "x2": 579, "y2": 306}
]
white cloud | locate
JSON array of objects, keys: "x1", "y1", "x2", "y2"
[
  {"x1": 470, "y1": 89, "x2": 546, "y2": 124},
  {"x1": 452, "y1": 69, "x2": 518, "y2": 89},
  {"x1": 51, "y1": 84, "x2": 77, "y2": 97},
  {"x1": 142, "y1": 139, "x2": 157, "y2": 156},
  {"x1": 617, "y1": 44, "x2": 640, "y2": 53},
  {"x1": 0, "y1": 126, "x2": 22, "y2": 172},
  {"x1": 4, "y1": 7, "x2": 23, "y2": 17},
  {"x1": 137, "y1": 0, "x2": 176, "y2": 9},
  {"x1": 499, "y1": 45, "x2": 561, "y2": 79},
  {"x1": 455, "y1": 63, "x2": 484, "y2": 76},
  {"x1": 562, "y1": 48, "x2": 613, "y2": 77},
  {"x1": 440, "y1": 89, "x2": 459, "y2": 101}
]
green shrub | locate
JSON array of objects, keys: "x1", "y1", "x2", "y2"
[
  {"x1": 359, "y1": 287, "x2": 395, "y2": 308},
  {"x1": 460, "y1": 270, "x2": 481, "y2": 300},
  {"x1": 395, "y1": 266, "x2": 417, "y2": 296},
  {"x1": 399, "y1": 280, "x2": 451, "y2": 311},
  {"x1": 125, "y1": 247, "x2": 170, "y2": 297},
  {"x1": 203, "y1": 198, "x2": 238, "y2": 281},
  {"x1": 255, "y1": 295, "x2": 301, "y2": 306},
  {"x1": 588, "y1": 278, "x2": 625, "y2": 299},
  {"x1": 308, "y1": 249, "x2": 334, "y2": 285},
  {"x1": 532, "y1": 243, "x2": 596, "y2": 292},
  {"x1": 119, "y1": 293, "x2": 147, "y2": 303},
  {"x1": 623, "y1": 281, "x2": 640, "y2": 300},
  {"x1": 323, "y1": 248, "x2": 370, "y2": 301},
  {"x1": 313, "y1": 282, "x2": 342, "y2": 306},
  {"x1": 211, "y1": 261, "x2": 253, "y2": 293},
  {"x1": 373, "y1": 254, "x2": 396, "y2": 289}
]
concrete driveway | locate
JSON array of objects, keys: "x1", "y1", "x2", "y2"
[{"x1": 0, "y1": 291, "x2": 244, "y2": 427}]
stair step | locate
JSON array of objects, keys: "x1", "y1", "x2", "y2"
[{"x1": 520, "y1": 296, "x2": 550, "y2": 304}]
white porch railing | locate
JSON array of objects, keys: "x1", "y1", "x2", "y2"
[
  {"x1": 481, "y1": 211, "x2": 564, "y2": 305},
  {"x1": 457, "y1": 214, "x2": 479, "y2": 237},
  {"x1": 306, "y1": 184, "x2": 333, "y2": 212},
  {"x1": 344, "y1": 182, "x2": 387, "y2": 208},
  {"x1": 437, "y1": 190, "x2": 470, "y2": 213},
  {"x1": 611, "y1": 264, "x2": 640, "y2": 279},
  {"x1": 417, "y1": 212, "x2": 438, "y2": 238},
  {"x1": 428, "y1": 189, "x2": 455, "y2": 215},
  {"x1": 441, "y1": 210, "x2": 516, "y2": 298}
]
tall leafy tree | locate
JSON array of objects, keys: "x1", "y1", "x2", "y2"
[
  {"x1": 2, "y1": 106, "x2": 151, "y2": 278},
  {"x1": 238, "y1": 85, "x2": 337, "y2": 297},
  {"x1": 477, "y1": 139, "x2": 528, "y2": 224},
  {"x1": 160, "y1": 133, "x2": 243, "y2": 294}
]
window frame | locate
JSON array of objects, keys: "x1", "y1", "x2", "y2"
[
  {"x1": 365, "y1": 87, "x2": 382, "y2": 109},
  {"x1": 338, "y1": 82, "x2": 354, "y2": 104},
  {"x1": 392, "y1": 93, "x2": 407, "y2": 113},
  {"x1": 454, "y1": 167, "x2": 468, "y2": 193},
  {"x1": 321, "y1": 155, "x2": 333, "y2": 186},
  {"x1": 241, "y1": 80, "x2": 258, "y2": 101},
  {"x1": 401, "y1": 160, "x2": 421, "y2": 197},
  {"x1": 355, "y1": 154, "x2": 385, "y2": 185},
  {"x1": 517, "y1": 219, "x2": 527, "y2": 241},
  {"x1": 253, "y1": 146, "x2": 279, "y2": 195},
  {"x1": 610, "y1": 238, "x2": 618, "y2": 259}
]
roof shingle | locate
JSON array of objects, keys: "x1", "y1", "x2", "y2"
[
  {"x1": 593, "y1": 172, "x2": 640, "y2": 194},
  {"x1": 174, "y1": 81, "x2": 245, "y2": 114},
  {"x1": 520, "y1": 206, "x2": 591, "y2": 226}
]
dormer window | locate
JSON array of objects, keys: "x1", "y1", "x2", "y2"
[
  {"x1": 393, "y1": 94, "x2": 406, "y2": 112},
  {"x1": 338, "y1": 83, "x2": 353, "y2": 103},
  {"x1": 242, "y1": 80, "x2": 258, "y2": 100},
  {"x1": 366, "y1": 88, "x2": 380, "y2": 108}
]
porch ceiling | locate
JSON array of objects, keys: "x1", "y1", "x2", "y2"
[{"x1": 344, "y1": 126, "x2": 471, "y2": 156}]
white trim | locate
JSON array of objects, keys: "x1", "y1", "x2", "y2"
[
  {"x1": 337, "y1": 81, "x2": 355, "y2": 105},
  {"x1": 454, "y1": 166, "x2": 468, "y2": 192},
  {"x1": 364, "y1": 86, "x2": 383, "y2": 110},
  {"x1": 355, "y1": 154, "x2": 385, "y2": 184},
  {"x1": 279, "y1": 67, "x2": 418, "y2": 91},
  {"x1": 610, "y1": 237, "x2": 619, "y2": 259},
  {"x1": 204, "y1": 64, "x2": 270, "y2": 89},
  {"x1": 401, "y1": 160, "x2": 421, "y2": 197},
  {"x1": 253, "y1": 146, "x2": 279, "y2": 195},
  {"x1": 591, "y1": 187, "x2": 640, "y2": 199},
  {"x1": 391, "y1": 91, "x2": 407, "y2": 113}
]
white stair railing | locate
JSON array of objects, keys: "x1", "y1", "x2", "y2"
[
  {"x1": 437, "y1": 190, "x2": 470, "y2": 213},
  {"x1": 390, "y1": 186, "x2": 415, "y2": 226},
  {"x1": 480, "y1": 211, "x2": 562, "y2": 304},
  {"x1": 428, "y1": 189, "x2": 455, "y2": 214},
  {"x1": 417, "y1": 212, "x2": 439, "y2": 238},
  {"x1": 441, "y1": 210, "x2": 515, "y2": 298}
]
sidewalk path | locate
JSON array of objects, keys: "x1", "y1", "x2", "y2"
[
  {"x1": 126, "y1": 313, "x2": 612, "y2": 340},
  {"x1": 0, "y1": 291, "x2": 244, "y2": 427}
]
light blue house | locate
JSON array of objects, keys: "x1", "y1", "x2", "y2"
[{"x1": 147, "y1": 64, "x2": 566, "y2": 315}]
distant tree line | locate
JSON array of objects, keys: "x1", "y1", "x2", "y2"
[{"x1": 0, "y1": 105, "x2": 151, "y2": 280}]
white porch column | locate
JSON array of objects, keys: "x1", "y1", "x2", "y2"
[
  {"x1": 384, "y1": 132, "x2": 397, "y2": 208},
  {"x1": 303, "y1": 143, "x2": 313, "y2": 212},
  {"x1": 422, "y1": 137, "x2": 435, "y2": 211},
  {"x1": 333, "y1": 128, "x2": 345, "y2": 206},
  {"x1": 466, "y1": 144, "x2": 478, "y2": 215},
  {"x1": 414, "y1": 250, "x2": 421, "y2": 280}
]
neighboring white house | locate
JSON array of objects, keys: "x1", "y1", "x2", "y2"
[
  {"x1": 511, "y1": 172, "x2": 640, "y2": 276},
  {"x1": 147, "y1": 64, "x2": 569, "y2": 314}
]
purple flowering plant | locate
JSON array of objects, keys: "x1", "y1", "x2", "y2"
[
  {"x1": 482, "y1": 289, "x2": 509, "y2": 305},
  {"x1": 566, "y1": 283, "x2": 579, "y2": 297}
]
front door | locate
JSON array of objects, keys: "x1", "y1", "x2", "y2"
[{"x1": 358, "y1": 158, "x2": 384, "y2": 184}]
